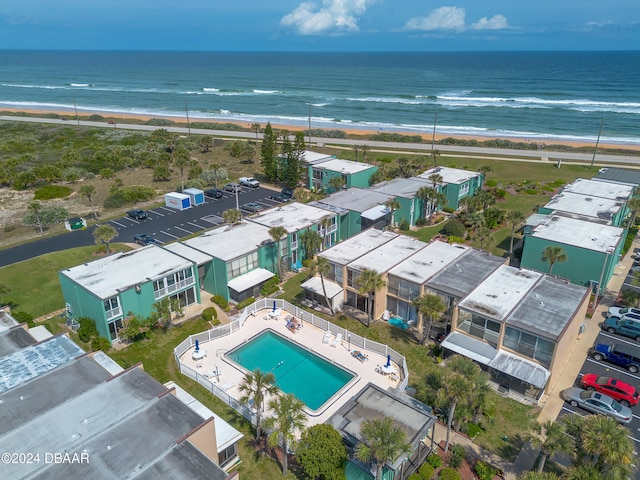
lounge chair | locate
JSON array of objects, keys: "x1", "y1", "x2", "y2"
[
  {"x1": 351, "y1": 350, "x2": 368, "y2": 363},
  {"x1": 322, "y1": 331, "x2": 333, "y2": 344},
  {"x1": 330, "y1": 333, "x2": 342, "y2": 348}
]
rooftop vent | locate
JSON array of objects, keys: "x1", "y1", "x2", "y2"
[{"x1": 585, "y1": 197, "x2": 593, "y2": 201}]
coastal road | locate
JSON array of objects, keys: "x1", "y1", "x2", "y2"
[
  {"x1": 0, "y1": 186, "x2": 279, "y2": 268},
  {"x1": 2, "y1": 115, "x2": 640, "y2": 167}
]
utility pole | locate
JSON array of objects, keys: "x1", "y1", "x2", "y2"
[
  {"x1": 307, "y1": 104, "x2": 312, "y2": 146},
  {"x1": 73, "y1": 100, "x2": 80, "y2": 126},
  {"x1": 185, "y1": 102, "x2": 191, "y2": 135},
  {"x1": 431, "y1": 110, "x2": 438, "y2": 151},
  {"x1": 590, "y1": 118, "x2": 604, "y2": 168}
]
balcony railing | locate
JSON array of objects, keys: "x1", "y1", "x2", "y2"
[
  {"x1": 154, "y1": 277, "x2": 195, "y2": 300},
  {"x1": 105, "y1": 306, "x2": 122, "y2": 320}
]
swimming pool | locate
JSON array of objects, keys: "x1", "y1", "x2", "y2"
[{"x1": 227, "y1": 330, "x2": 355, "y2": 411}]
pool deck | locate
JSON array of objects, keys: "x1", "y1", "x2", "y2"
[{"x1": 179, "y1": 308, "x2": 402, "y2": 429}]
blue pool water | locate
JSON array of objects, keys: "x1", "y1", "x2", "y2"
[
  {"x1": 388, "y1": 317, "x2": 409, "y2": 330},
  {"x1": 227, "y1": 330, "x2": 354, "y2": 411}
]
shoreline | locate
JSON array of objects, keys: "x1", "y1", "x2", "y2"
[{"x1": 2, "y1": 107, "x2": 640, "y2": 152}]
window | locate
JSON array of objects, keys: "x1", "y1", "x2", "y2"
[
  {"x1": 103, "y1": 296, "x2": 121, "y2": 320},
  {"x1": 386, "y1": 296, "x2": 417, "y2": 321},
  {"x1": 459, "y1": 182, "x2": 470, "y2": 197},
  {"x1": 218, "y1": 443, "x2": 238, "y2": 468},
  {"x1": 226, "y1": 251, "x2": 259, "y2": 279},
  {"x1": 108, "y1": 317, "x2": 123, "y2": 341},
  {"x1": 503, "y1": 326, "x2": 554, "y2": 368},
  {"x1": 457, "y1": 310, "x2": 500, "y2": 347},
  {"x1": 312, "y1": 168, "x2": 323, "y2": 180},
  {"x1": 387, "y1": 276, "x2": 420, "y2": 301},
  {"x1": 347, "y1": 268, "x2": 360, "y2": 288}
]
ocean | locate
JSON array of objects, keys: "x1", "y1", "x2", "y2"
[{"x1": 0, "y1": 50, "x2": 639, "y2": 145}]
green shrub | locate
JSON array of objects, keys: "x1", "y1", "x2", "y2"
[
  {"x1": 202, "y1": 307, "x2": 217, "y2": 322},
  {"x1": 153, "y1": 165, "x2": 172, "y2": 181},
  {"x1": 442, "y1": 206, "x2": 455, "y2": 214},
  {"x1": 100, "y1": 168, "x2": 115, "y2": 179},
  {"x1": 525, "y1": 189, "x2": 539, "y2": 195},
  {"x1": 34, "y1": 185, "x2": 73, "y2": 200},
  {"x1": 91, "y1": 336, "x2": 112, "y2": 352},
  {"x1": 211, "y1": 318, "x2": 221, "y2": 326},
  {"x1": 467, "y1": 423, "x2": 483, "y2": 439},
  {"x1": 103, "y1": 190, "x2": 127, "y2": 209},
  {"x1": 399, "y1": 219, "x2": 410, "y2": 231},
  {"x1": 212, "y1": 295, "x2": 229, "y2": 312},
  {"x1": 442, "y1": 219, "x2": 466, "y2": 237},
  {"x1": 485, "y1": 179, "x2": 498, "y2": 187},
  {"x1": 438, "y1": 468, "x2": 460, "y2": 480},
  {"x1": 236, "y1": 297, "x2": 255, "y2": 310},
  {"x1": 447, "y1": 236, "x2": 465, "y2": 245},
  {"x1": 260, "y1": 277, "x2": 280, "y2": 297},
  {"x1": 418, "y1": 461, "x2": 435, "y2": 479},
  {"x1": 12, "y1": 311, "x2": 35, "y2": 328},
  {"x1": 427, "y1": 453, "x2": 442, "y2": 468},
  {"x1": 448, "y1": 444, "x2": 465, "y2": 468},
  {"x1": 120, "y1": 185, "x2": 156, "y2": 202},
  {"x1": 408, "y1": 474, "x2": 422, "y2": 480},
  {"x1": 77, "y1": 316, "x2": 99, "y2": 343},
  {"x1": 415, "y1": 217, "x2": 427, "y2": 227},
  {"x1": 474, "y1": 461, "x2": 498, "y2": 480},
  {"x1": 430, "y1": 344, "x2": 443, "y2": 358}
]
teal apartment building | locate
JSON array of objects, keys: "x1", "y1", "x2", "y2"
[
  {"x1": 59, "y1": 245, "x2": 200, "y2": 342},
  {"x1": 370, "y1": 177, "x2": 437, "y2": 226},
  {"x1": 308, "y1": 158, "x2": 378, "y2": 193},
  {"x1": 415, "y1": 166, "x2": 484, "y2": 210}
]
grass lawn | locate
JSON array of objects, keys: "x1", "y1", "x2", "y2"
[{"x1": 0, "y1": 243, "x2": 132, "y2": 318}]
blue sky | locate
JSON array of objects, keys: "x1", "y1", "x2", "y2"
[{"x1": 1, "y1": 0, "x2": 638, "y2": 51}]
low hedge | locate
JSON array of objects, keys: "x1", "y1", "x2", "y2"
[
  {"x1": 202, "y1": 307, "x2": 217, "y2": 322},
  {"x1": 236, "y1": 297, "x2": 255, "y2": 310},
  {"x1": 212, "y1": 295, "x2": 229, "y2": 312},
  {"x1": 418, "y1": 461, "x2": 434, "y2": 479},
  {"x1": 438, "y1": 468, "x2": 460, "y2": 480}
]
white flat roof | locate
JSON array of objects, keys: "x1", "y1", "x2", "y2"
[
  {"x1": 163, "y1": 242, "x2": 213, "y2": 265},
  {"x1": 458, "y1": 265, "x2": 542, "y2": 322},
  {"x1": 319, "y1": 229, "x2": 398, "y2": 265},
  {"x1": 227, "y1": 268, "x2": 274, "y2": 293},
  {"x1": 417, "y1": 166, "x2": 481, "y2": 185},
  {"x1": 348, "y1": 235, "x2": 428, "y2": 274},
  {"x1": 249, "y1": 202, "x2": 334, "y2": 232},
  {"x1": 388, "y1": 241, "x2": 470, "y2": 284},
  {"x1": 562, "y1": 178, "x2": 633, "y2": 201},
  {"x1": 313, "y1": 158, "x2": 375, "y2": 175},
  {"x1": 543, "y1": 191, "x2": 623, "y2": 221},
  {"x1": 61, "y1": 246, "x2": 193, "y2": 299},
  {"x1": 303, "y1": 150, "x2": 334, "y2": 164},
  {"x1": 301, "y1": 276, "x2": 344, "y2": 299},
  {"x1": 531, "y1": 215, "x2": 623, "y2": 253},
  {"x1": 370, "y1": 177, "x2": 433, "y2": 198},
  {"x1": 183, "y1": 222, "x2": 272, "y2": 261},
  {"x1": 319, "y1": 188, "x2": 393, "y2": 213}
]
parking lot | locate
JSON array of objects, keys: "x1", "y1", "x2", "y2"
[{"x1": 107, "y1": 186, "x2": 286, "y2": 245}]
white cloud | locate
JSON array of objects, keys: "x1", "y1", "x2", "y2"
[
  {"x1": 404, "y1": 6, "x2": 466, "y2": 32},
  {"x1": 471, "y1": 14, "x2": 509, "y2": 30},
  {"x1": 404, "y1": 7, "x2": 509, "y2": 32},
  {"x1": 280, "y1": 0, "x2": 376, "y2": 35}
]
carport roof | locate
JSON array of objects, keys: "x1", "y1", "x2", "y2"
[
  {"x1": 227, "y1": 268, "x2": 274, "y2": 293},
  {"x1": 301, "y1": 276, "x2": 343, "y2": 299}
]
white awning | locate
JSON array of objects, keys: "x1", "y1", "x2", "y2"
[
  {"x1": 440, "y1": 331, "x2": 497, "y2": 365},
  {"x1": 227, "y1": 268, "x2": 274, "y2": 293},
  {"x1": 361, "y1": 204, "x2": 389, "y2": 221},
  {"x1": 301, "y1": 276, "x2": 343, "y2": 299}
]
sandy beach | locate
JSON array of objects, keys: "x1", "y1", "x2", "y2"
[{"x1": 2, "y1": 107, "x2": 639, "y2": 152}]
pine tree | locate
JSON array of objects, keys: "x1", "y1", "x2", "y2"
[{"x1": 260, "y1": 122, "x2": 277, "y2": 182}]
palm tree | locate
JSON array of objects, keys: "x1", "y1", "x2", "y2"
[
  {"x1": 541, "y1": 245, "x2": 567, "y2": 274},
  {"x1": 93, "y1": 224, "x2": 118, "y2": 254},
  {"x1": 355, "y1": 417, "x2": 411, "y2": 480},
  {"x1": 428, "y1": 173, "x2": 443, "y2": 190},
  {"x1": 80, "y1": 184, "x2": 97, "y2": 219},
  {"x1": 524, "y1": 419, "x2": 573, "y2": 473},
  {"x1": 316, "y1": 256, "x2": 335, "y2": 315},
  {"x1": 269, "y1": 226, "x2": 288, "y2": 281},
  {"x1": 328, "y1": 175, "x2": 345, "y2": 193},
  {"x1": 475, "y1": 226, "x2": 494, "y2": 251},
  {"x1": 580, "y1": 415, "x2": 634, "y2": 479},
  {"x1": 250, "y1": 122, "x2": 261, "y2": 143},
  {"x1": 238, "y1": 368, "x2": 279, "y2": 442},
  {"x1": 360, "y1": 144, "x2": 370, "y2": 161},
  {"x1": 300, "y1": 229, "x2": 322, "y2": 260},
  {"x1": 417, "y1": 186, "x2": 446, "y2": 224},
  {"x1": 384, "y1": 198, "x2": 401, "y2": 228},
  {"x1": 626, "y1": 197, "x2": 640, "y2": 228},
  {"x1": 263, "y1": 393, "x2": 307, "y2": 475},
  {"x1": 357, "y1": 269, "x2": 386, "y2": 326},
  {"x1": 505, "y1": 210, "x2": 525, "y2": 261},
  {"x1": 222, "y1": 208, "x2": 242, "y2": 226},
  {"x1": 437, "y1": 355, "x2": 481, "y2": 452},
  {"x1": 412, "y1": 294, "x2": 446, "y2": 344}
]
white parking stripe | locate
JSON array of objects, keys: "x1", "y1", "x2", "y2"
[
  {"x1": 159, "y1": 207, "x2": 174, "y2": 213},
  {"x1": 160, "y1": 231, "x2": 179, "y2": 239},
  {"x1": 174, "y1": 226, "x2": 193, "y2": 234},
  {"x1": 599, "y1": 331, "x2": 640, "y2": 348},
  {"x1": 152, "y1": 210, "x2": 164, "y2": 217},
  {"x1": 188, "y1": 222, "x2": 204, "y2": 229},
  {"x1": 110, "y1": 220, "x2": 128, "y2": 228},
  {"x1": 586, "y1": 358, "x2": 640, "y2": 380}
]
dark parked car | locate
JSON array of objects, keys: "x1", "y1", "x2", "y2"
[
  {"x1": 281, "y1": 188, "x2": 294, "y2": 198},
  {"x1": 591, "y1": 343, "x2": 640, "y2": 373},
  {"x1": 269, "y1": 193, "x2": 291, "y2": 203},
  {"x1": 602, "y1": 317, "x2": 640, "y2": 341},
  {"x1": 134, "y1": 233, "x2": 158, "y2": 246},
  {"x1": 126, "y1": 209, "x2": 148, "y2": 220},
  {"x1": 204, "y1": 188, "x2": 224, "y2": 199},
  {"x1": 242, "y1": 202, "x2": 264, "y2": 213}
]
